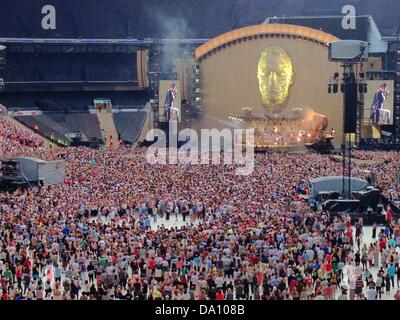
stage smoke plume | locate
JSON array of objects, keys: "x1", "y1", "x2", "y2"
[{"x1": 151, "y1": 10, "x2": 194, "y2": 74}]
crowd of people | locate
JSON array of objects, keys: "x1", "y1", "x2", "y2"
[
  {"x1": 0, "y1": 117, "x2": 400, "y2": 300},
  {"x1": 351, "y1": 150, "x2": 400, "y2": 204},
  {"x1": 0, "y1": 119, "x2": 43, "y2": 150}
]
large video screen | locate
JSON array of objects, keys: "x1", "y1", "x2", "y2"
[
  {"x1": 364, "y1": 80, "x2": 394, "y2": 125},
  {"x1": 158, "y1": 80, "x2": 181, "y2": 123}
]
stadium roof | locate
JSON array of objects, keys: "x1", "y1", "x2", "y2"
[
  {"x1": 266, "y1": 15, "x2": 371, "y2": 41},
  {"x1": 0, "y1": 0, "x2": 398, "y2": 40},
  {"x1": 265, "y1": 15, "x2": 388, "y2": 53}
]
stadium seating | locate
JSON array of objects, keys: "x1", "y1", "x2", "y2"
[
  {"x1": 16, "y1": 113, "x2": 103, "y2": 143},
  {"x1": 113, "y1": 111, "x2": 147, "y2": 144},
  {"x1": 5, "y1": 90, "x2": 150, "y2": 145},
  {"x1": 17, "y1": 111, "x2": 149, "y2": 146},
  {"x1": 3, "y1": 53, "x2": 137, "y2": 83},
  {"x1": 16, "y1": 115, "x2": 70, "y2": 144},
  {"x1": 0, "y1": 91, "x2": 149, "y2": 111}
]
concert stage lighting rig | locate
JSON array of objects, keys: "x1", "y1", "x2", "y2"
[{"x1": 328, "y1": 40, "x2": 369, "y2": 199}]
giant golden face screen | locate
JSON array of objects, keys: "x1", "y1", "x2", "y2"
[{"x1": 257, "y1": 47, "x2": 294, "y2": 114}]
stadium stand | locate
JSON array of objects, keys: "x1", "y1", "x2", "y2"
[
  {"x1": 3, "y1": 53, "x2": 137, "y2": 83},
  {"x1": 16, "y1": 113, "x2": 103, "y2": 144},
  {"x1": 15, "y1": 114, "x2": 70, "y2": 145},
  {"x1": 3, "y1": 89, "x2": 150, "y2": 146},
  {"x1": 16, "y1": 111, "x2": 149, "y2": 147},
  {"x1": 113, "y1": 111, "x2": 147, "y2": 144},
  {"x1": 0, "y1": 91, "x2": 150, "y2": 111}
]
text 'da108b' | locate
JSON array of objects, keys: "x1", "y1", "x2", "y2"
[{"x1": 198, "y1": 305, "x2": 245, "y2": 316}]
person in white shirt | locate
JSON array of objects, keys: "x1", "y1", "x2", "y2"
[
  {"x1": 376, "y1": 275, "x2": 383, "y2": 299},
  {"x1": 182, "y1": 290, "x2": 191, "y2": 300},
  {"x1": 349, "y1": 277, "x2": 356, "y2": 300},
  {"x1": 337, "y1": 286, "x2": 348, "y2": 300},
  {"x1": 0, "y1": 259, "x2": 4, "y2": 277},
  {"x1": 215, "y1": 276, "x2": 224, "y2": 290},
  {"x1": 315, "y1": 293, "x2": 325, "y2": 300},
  {"x1": 367, "y1": 287, "x2": 377, "y2": 300}
]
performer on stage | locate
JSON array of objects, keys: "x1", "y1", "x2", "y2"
[
  {"x1": 370, "y1": 83, "x2": 389, "y2": 124},
  {"x1": 164, "y1": 83, "x2": 177, "y2": 121}
]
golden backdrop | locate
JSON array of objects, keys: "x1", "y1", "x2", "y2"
[{"x1": 195, "y1": 34, "x2": 344, "y2": 146}]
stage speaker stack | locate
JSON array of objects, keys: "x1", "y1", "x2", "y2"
[
  {"x1": 344, "y1": 78, "x2": 358, "y2": 134},
  {"x1": 137, "y1": 50, "x2": 149, "y2": 89}
]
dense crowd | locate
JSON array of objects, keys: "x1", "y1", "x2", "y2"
[
  {"x1": 0, "y1": 119, "x2": 43, "y2": 150},
  {"x1": 0, "y1": 118, "x2": 400, "y2": 301},
  {"x1": 352, "y1": 150, "x2": 400, "y2": 204}
]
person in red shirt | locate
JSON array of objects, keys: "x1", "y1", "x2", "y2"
[
  {"x1": 345, "y1": 228, "x2": 353, "y2": 244},
  {"x1": 16, "y1": 270, "x2": 23, "y2": 290},
  {"x1": 324, "y1": 260, "x2": 332, "y2": 274},
  {"x1": 1, "y1": 290, "x2": 9, "y2": 300},
  {"x1": 215, "y1": 289, "x2": 225, "y2": 300},
  {"x1": 379, "y1": 238, "x2": 387, "y2": 251},
  {"x1": 289, "y1": 277, "x2": 298, "y2": 291},
  {"x1": 23, "y1": 258, "x2": 31, "y2": 269},
  {"x1": 323, "y1": 283, "x2": 334, "y2": 300},
  {"x1": 177, "y1": 258, "x2": 184, "y2": 270},
  {"x1": 386, "y1": 206, "x2": 393, "y2": 224},
  {"x1": 149, "y1": 258, "x2": 156, "y2": 271}
]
